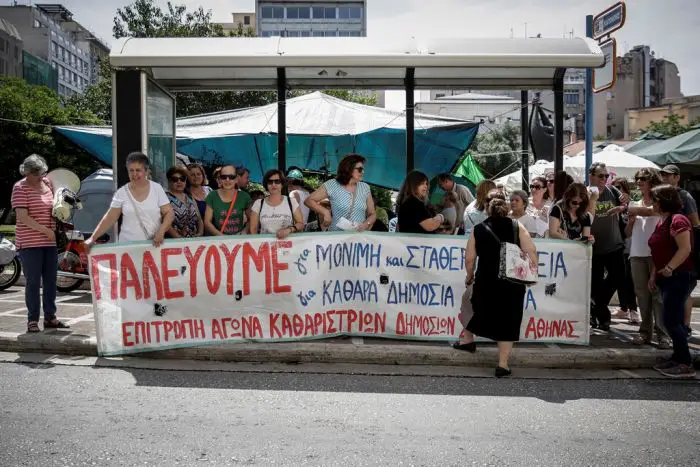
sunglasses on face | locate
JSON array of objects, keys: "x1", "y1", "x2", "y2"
[
  {"x1": 569, "y1": 200, "x2": 581, "y2": 206},
  {"x1": 170, "y1": 176, "x2": 187, "y2": 182},
  {"x1": 635, "y1": 177, "x2": 648, "y2": 182},
  {"x1": 219, "y1": 174, "x2": 236, "y2": 180},
  {"x1": 267, "y1": 179, "x2": 282, "y2": 185},
  {"x1": 354, "y1": 166, "x2": 364, "y2": 173},
  {"x1": 597, "y1": 173, "x2": 610, "y2": 179},
  {"x1": 530, "y1": 184, "x2": 543, "y2": 190}
]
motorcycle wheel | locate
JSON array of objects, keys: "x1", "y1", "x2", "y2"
[
  {"x1": 56, "y1": 250, "x2": 84, "y2": 293},
  {"x1": 0, "y1": 257, "x2": 22, "y2": 291}
]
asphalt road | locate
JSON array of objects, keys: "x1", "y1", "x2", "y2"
[{"x1": 1, "y1": 362, "x2": 698, "y2": 466}]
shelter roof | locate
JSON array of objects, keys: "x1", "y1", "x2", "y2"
[{"x1": 110, "y1": 36, "x2": 604, "y2": 91}]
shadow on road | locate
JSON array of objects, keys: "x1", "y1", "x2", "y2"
[{"x1": 108, "y1": 365, "x2": 700, "y2": 404}]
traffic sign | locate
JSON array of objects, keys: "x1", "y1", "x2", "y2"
[
  {"x1": 593, "y1": 38, "x2": 617, "y2": 92},
  {"x1": 592, "y1": 2, "x2": 626, "y2": 40}
]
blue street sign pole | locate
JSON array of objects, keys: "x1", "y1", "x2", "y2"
[{"x1": 585, "y1": 14, "x2": 594, "y2": 185}]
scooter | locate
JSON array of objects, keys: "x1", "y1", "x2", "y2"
[
  {"x1": 0, "y1": 234, "x2": 22, "y2": 291},
  {"x1": 56, "y1": 224, "x2": 109, "y2": 292}
]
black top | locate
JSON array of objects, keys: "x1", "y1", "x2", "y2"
[
  {"x1": 473, "y1": 217, "x2": 518, "y2": 280},
  {"x1": 550, "y1": 202, "x2": 591, "y2": 240},
  {"x1": 398, "y1": 196, "x2": 432, "y2": 234}
]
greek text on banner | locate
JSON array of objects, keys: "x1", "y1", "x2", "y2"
[{"x1": 88, "y1": 232, "x2": 591, "y2": 356}]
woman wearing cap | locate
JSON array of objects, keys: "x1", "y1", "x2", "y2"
[
  {"x1": 86, "y1": 152, "x2": 174, "y2": 248},
  {"x1": 11, "y1": 155, "x2": 69, "y2": 333},
  {"x1": 166, "y1": 166, "x2": 203, "y2": 238},
  {"x1": 305, "y1": 154, "x2": 376, "y2": 232},
  {"x1": 287, "y1": 168, "x2": 311, "y2": 224}
]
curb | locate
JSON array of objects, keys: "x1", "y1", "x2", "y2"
[{"x1": 0, "y1": 331, "x2": 673, "y2": 369}]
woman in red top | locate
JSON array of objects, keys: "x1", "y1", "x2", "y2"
[
  {"x1": 647, "y1": 185, "x2": 696, "y2": 378},
  {"x1": 10, "y1": 155, "x2": 70, "y2": 333}
]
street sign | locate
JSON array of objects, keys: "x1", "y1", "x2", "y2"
[
  {"x1": 593, "y1": 38, "x2": 616, "y2": 92},
  {"x1": 592, "y1": 2, "x2": 626, "y2": 40}
]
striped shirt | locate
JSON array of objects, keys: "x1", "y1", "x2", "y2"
[
  {"x1": 11, "y1": 178, "x2": 56, "y2": 249},
  {"x1": 323, "y1": 179, "x2": 370, "y2": 231}
]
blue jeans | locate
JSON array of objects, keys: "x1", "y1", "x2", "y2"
[
  {"x1": 18, "y1": 247, "x2": 57, "y2": 323},
  {"x1": 657, "y1": 271, "x2": 695, "y2": 366}
]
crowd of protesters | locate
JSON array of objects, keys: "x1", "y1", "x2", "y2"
[{"x1": 11, "y1": 150, "x2": 697, "y2": 378}]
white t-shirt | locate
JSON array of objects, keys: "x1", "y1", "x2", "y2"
[
  {"x1": 513, "y1": 213, "x2": 539, "y2": 237},
  {"x1": 629, "y1": 199, "x2": 660, "y2": 258},
  {"x1": 251, "y1": 196, "x2": 300, "y2": 234},
  {"x1": 290, "y1": 189, "x2": 310, "y2": 223},
  {"x1": 110, "y1": 181, "x2": 169, "y2": 242}
]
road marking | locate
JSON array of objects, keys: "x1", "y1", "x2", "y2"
[
  {"x1": 65, "y1": 313, "x2": 94, "y2": 325},
  {"x1": 0, "y1": 295, "x2": 88, "y2": 316},
  {"x1": 0, "y1": 292, "x2": 26, "y2": 300}
]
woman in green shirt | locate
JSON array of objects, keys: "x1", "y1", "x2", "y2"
[{"x1": 204, "y1": 165, "x2": 253, "y2": 235}]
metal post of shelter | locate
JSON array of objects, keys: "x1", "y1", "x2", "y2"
[
  {"x1": 113, "y1": 69, "x2": 145, "y2": 188},
  {"x1": 520, "y1": 90, "x2": 530, "y2": 193},
  {"x1": 584, "y1": 14, "x2": 594, "y2": 185},
  {"x1": 277, "y1": 67, "x2": 287, "y2": 172},
  {"x1": 405, "y1": 67, "x2": 415, "y2": 173},
  {"x1": 554, "y1": 69, "x2": 565, "y2": 175}
]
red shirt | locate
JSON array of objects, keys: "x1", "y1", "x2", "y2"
[
  {"x1": 648, "y1": 214, "x2": 694, "y2": 274},
  {"x1": 10, "y1": 178, "x2": 56, "y2": 249}
]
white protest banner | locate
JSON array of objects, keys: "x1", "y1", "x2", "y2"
[{"x1": 89, "y1": 233, "x2": 591, "y2": 356}]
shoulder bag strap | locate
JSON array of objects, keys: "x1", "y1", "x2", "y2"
[
  {"x1": 512, "y1": 218, "x2": 521, "y2": 247},
  {"x1": 125, "y1": 184, "x2": 153, "y2": 239},
  {"x1": 480, "y1": 220, "x2": 502, "y2": 246},
  {"x1": 220, "y1": 190, "x2": 239, "y2": 234}
]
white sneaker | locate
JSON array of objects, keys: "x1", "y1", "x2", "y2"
[
  {"x1": 612, "y1": 309, "x2": 629, "y2": 320},
  {"x1": 628, "y1": 311, "x2": 642, "y2": 324}
]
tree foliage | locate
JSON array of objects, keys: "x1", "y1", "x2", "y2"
[
  {"x1": 643, "y1": 112, "x2": 700, "y2": 138},
  {"x1": 0, "y1": 77, "x2": 102, "y2": 223},
  {"x1": 471, "y1": 123, "x2": 523, "y2": 178}
]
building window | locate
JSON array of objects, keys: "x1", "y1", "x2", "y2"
[
  {"x1": 286, "y1": 30, "x2": 300, "y2": 37},
  {"x1": 51, "y1": 41, "x2": 57, "y2": 55},
  {"x1": 435, "y1": 93, "x2": 445, "y2": 99},
  {"x1": 287, "y1": 6, "x2": 311, "y2": 19},
  {"x1": 33, "y1": 19, "x2": 42, "y2": 28},
  {"x1": 339, "y1": 31, "x2": 351, "y2": 37},
  {"x1": 300, "y1": 31, "x2": 311, "y2": 37},
  {"x1": 324, "y1": 30, "x2": 337, "y2": 37},
  {"x1": 339, "y1": 7, "x2": 362, "y2": 19},
  {"x1": 312, "y1": 31, "x2": 324, "y2": 37},
  {"x1": 244, "y1": 15, "x2": 250, "y2": 25},
  {"x1": 313, "y1": 6, "x2": 336, "y2": 19},
  {"x1": 564, "y1": 91, "x2": 580, "y2": 105},
  {"x1": 348, "y1": 31, "x2": 362, "y2": 37},
  {"x1": 261, "y1": 6, "x2": 283, "y2": 19}
]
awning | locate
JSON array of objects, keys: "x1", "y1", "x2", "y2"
[
  {"x1": 627, "y1": 129, "x2": 700, "y2": 166},
  {"x1": 109, "y1": 37, "x2": 605, "y2": 90},
  {"x1": 57, "y1": 92, "x2": 479, "y2": 189}
]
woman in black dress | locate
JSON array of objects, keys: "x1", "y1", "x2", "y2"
[
  {"x1": 396, "y1": 170, "x2": 447, "y2": 234},
  {"x1": 462, "y1": 190, "x2": 537, "y2": 377}
]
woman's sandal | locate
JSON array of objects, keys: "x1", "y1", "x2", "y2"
[
  {"x1": 452, "y1": 342, "x2": 477, "y2": 353},
  {"x1": 43, "y1": 319, "x2": 70, "y2": 329},
  {"x1": 27, "y1": 322, "x2": 41, "y2": 333}
]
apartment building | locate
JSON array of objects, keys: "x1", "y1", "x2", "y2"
[
  {"x1": 218, "y1": 12, "x2": 257, "y2": 36},
  {"x1": 0, "y1": 3, "x2": 109, "y2": 97},
  {"x1": 0, "y1": 17, "x2": 22, "y2": 78},
  {"x1": 256, "y1": 0, "x2": 366, "y2": 38}
]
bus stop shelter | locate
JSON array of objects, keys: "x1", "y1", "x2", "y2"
[{"x1": 108, "y1": 36, "x2": 604, "y2": 187}]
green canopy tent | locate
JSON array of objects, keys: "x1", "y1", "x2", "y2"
[
  {"x1": 630, "y1": 128, "x2": 700, "y2": 167},
  {"x1": 428, "y1": 151, "x2": 485, "y2": 205}
]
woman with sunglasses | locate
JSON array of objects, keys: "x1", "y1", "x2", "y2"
[
  {"x1": 626, "y1": 169, "x2": 671, "y2": 348},
  {"x1": 611, "y1": 177, "x2": 641, "y2": 325},
  {"x1": 545, "y1": 172, "x2": 556, "y2": 201},
  {"x1": 186, "y1": 163, "x2": 212, "y2": 218},
  {"x1": 204, "y1": 164, "x2": 253, "y2": 235},
  {"x1": 306, "y1": 154, "x2": 376, "y2": 232},
  {"x1": 526, "y1": 176, "x2": 552, "y2": 234},
  {"x1": 548, "y1": 183, "x2": 593, "y2": 241},
  {"x1": 249, "y1": 170, "x2": 304, "y2": 239},
  {"x1": 166, "y1": 166, "x2": 203, "y2": 238}
]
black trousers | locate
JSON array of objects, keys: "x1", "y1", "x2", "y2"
[
  {"x1": 591, "y1": 248, "x2": 625, "y2": 325},
  {"x1": 617, "y1": 253, "x2": 638, "y2": 312}
]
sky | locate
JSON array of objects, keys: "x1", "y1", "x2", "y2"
[{"x1": 5, "y1": 0, "x2": 699, "y2": 100}]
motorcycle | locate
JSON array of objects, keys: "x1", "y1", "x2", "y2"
[
  {"x1": 56, "y1": 225, "x2": 110, "y2": 292},
  {"x1": 0, "y1": 234, "x2": 22, "y2": 291}
]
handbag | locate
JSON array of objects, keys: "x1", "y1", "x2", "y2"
[{"x1": 481, "y1": 219, "x2": 538, "y2": 286}]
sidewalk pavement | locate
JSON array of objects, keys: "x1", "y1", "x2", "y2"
[{"x1": 0, "y1": 285, "x2": 698, "y2": 370}]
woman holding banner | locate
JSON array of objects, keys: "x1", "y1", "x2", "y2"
[
  {"x1": 203, "y1": 164, "x2": 253, "y2": 235},
  {"x1": 166, "y1": 166, "x2": 203, "y2": 238},
  {"x1": 249, "y1": 169, "x2": 304, "y2": 239},
  {"x1": 460, "y1": 190, "x2": 537, "y2": 377},
  {"x1": 395, "y1": 170, "x2": 445, "y2": 234},
  {"x1": 305, "y1": 154, "x2": 376, "y2": 232},
  {"x1": 548, "y1": 184, "x2": 593, "y2": 241},
  {"x1": 85, "y1": 152, "x2": 174, "y2": 248}
]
